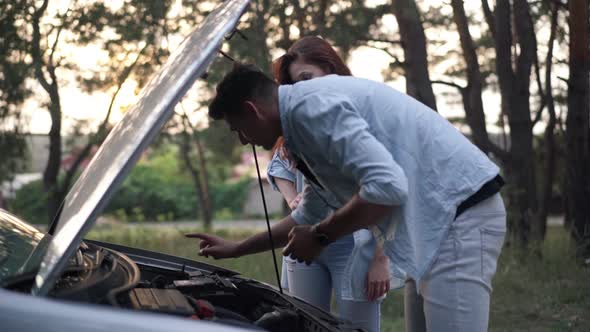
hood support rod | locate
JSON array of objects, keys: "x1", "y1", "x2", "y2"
[{"x1": 251, "y1": 145, "x2": 283, "y2": 294}]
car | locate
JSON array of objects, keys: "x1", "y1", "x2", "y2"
[{"x1": 0, "y1": 0, "x2": 360, "y2": 331}]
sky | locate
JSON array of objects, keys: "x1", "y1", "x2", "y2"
[{"x1": 19, "y1": 0, "x2": 561, "y2": 136}]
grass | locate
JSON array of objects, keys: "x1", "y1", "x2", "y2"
[
  {"x1": 489, "y1": 229, "x2": 590, "y2": 332},
  {"x1": 87, "y1": 226, "x2": 589, "y2": 332}
]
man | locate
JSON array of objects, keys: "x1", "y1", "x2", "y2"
[{"x1": 201, "y1": 63, "x2": 506, "y2": 331}]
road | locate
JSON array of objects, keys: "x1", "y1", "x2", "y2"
[
  {"x1": 34, "y1": 215, "x2": 563, "y2": 232},
  {"x1": 97, "y1": 218, "x2": 275, "y2": 231},
  {"x1": 101, "y1": 215, "x2": 565, "y2": 230}
]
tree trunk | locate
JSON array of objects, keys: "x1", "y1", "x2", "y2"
[
  {"x1": 538, "y1": 2, "x2": 559, "y2": 239},
  {"x1": 481, "y1": 0, "x2": 495, "y2": 40},
  {"x1": 193, "y1": 132, "x2": 213, "y2": 229},
  {"x1": 494, "y1": 0, "x2": 540, "y2": 248},
  {"x1": 450, "y1": 0, "x2": 506, "y2": 157},
  {"x1": 276, "y1": 0, "x2": 293, "y2": 50},
  {"x1": 565, "y1": 0, "x2": 590, "y2": 259},
  {"x1": 252, "y1": 0, "x2": 271, "y2": 71},
  {"x1": 177, "y1": 111, "x2": 214, "y2": 230},
  {"x1": 44, "y1": 86, "x2": 63, "y2": 222},
  {"x1": 179, "y1": 126, "x2": 208, "y2": 229},
  {"x1": 292, "y1": 0, "x2": 307, "y2": 36},
  {"x1": 312, "y1": 0, "x2": 328, "y2": 36},
  {"x1": 391, "y1": 0, "x2": 437, "y2": 110},
  {"x1": 31, "y1": 0, "x2": 64, "y2": 222}
]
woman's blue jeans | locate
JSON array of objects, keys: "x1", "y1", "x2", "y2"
[{"x1": 282, "y1": 235, "x2": 382, "y2": 332}]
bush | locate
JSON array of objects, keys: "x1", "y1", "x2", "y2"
[
  {"x1": 8, "y1": 180, "x2": 49, "y2": 224},
  {"x1": 8, "y1": 159, "x2": 253, "y2": 224},
  {"x1": 104, "y1": 165, "x2": 252, "y2": 222},
  {"x1": 105, "y1": 164, "x2": 197, "y2": 221},
  {"x1": 210, "y1": 178, "x2": 251, "y2": 217}
]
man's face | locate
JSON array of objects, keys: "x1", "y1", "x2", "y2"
[{"x1": 225, "y1": 101, "x2": 277, "y2": 150}]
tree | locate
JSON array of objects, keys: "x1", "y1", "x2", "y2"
[
  {"x1": 565, "y1": 0, "x2": 590, "y2": 259},
  {"x1": 536, "y1": 0, "x2": 561, "y2": 239},
  {"x1": 29, "y1": 0, "x2": 66, "y2": 221},
  {"x1": 174, "y1": 107, "x2": 214, "y2": 229},
  {"x1": 0, "y1": 0, "x2": 31, "y2": 193},
  {"x1": 490, "y1": 0, "x2": 543, "y2": 249},
  {"x1": 25, "y1": 0, "x2": 162, "y2": 222},
  {"x1": 445, "y1": 1, "x2": 567, "y2": 246},
  {"x1": 441, "y1": 0, "x2": 505, "y2": 156},
  {"x1": 390, "y1": 0, "x2": 437, "y2": 110}
]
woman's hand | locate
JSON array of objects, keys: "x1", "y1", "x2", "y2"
[
  {"x1": 185, "y1": 233, "x2": 240, "y2": 259},
  {"x1": 366, "y1": 249, "x2": 391, "y2": 301}
]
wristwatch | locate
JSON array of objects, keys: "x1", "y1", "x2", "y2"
[{"x1": 311, "y1": 224, "x2": 331, "y2": 247}]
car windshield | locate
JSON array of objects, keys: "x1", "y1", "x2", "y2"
[{"x1": 0, "y1": 210, "x2": 50, "y2": 285}]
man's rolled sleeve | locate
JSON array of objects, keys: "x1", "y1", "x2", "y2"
[{"x1": 359, "y1": 181, "x2": 408, "y2": 206}]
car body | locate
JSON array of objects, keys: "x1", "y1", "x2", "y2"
[
  {"x1": 0, "y1": 0, "x2": 359, "y2": 331},
  {"x1": 0, "y1": 209, "x2": 353, "y2": 332}
]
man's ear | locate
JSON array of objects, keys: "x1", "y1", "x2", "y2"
[{"x1": 243, "y1": 100, "x2": 263, "y2": 119}]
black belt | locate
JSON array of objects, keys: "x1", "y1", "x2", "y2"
[{"x1": 455, "y1": 174, "x2": 504, "y2": 219}]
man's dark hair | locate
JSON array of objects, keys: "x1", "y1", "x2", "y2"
[{"x1": 209, "y1": 63, "x2": 277, "y2": 120}]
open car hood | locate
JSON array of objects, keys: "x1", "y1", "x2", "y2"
[{"x1": 32, "y1": 0, "x2": 250, "y2": 296}]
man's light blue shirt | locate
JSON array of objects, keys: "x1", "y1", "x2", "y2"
[{"x1": 278, "y1": 75, "x2": 500, "y2": 297}]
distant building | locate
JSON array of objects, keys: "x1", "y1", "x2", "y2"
[{"x1": 25, "y1": 134, "x2": 51, "y2": 173}]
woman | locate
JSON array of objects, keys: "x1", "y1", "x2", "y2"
[{"x1": 266, "y1": 36, "x2": 395, "y2": 332}]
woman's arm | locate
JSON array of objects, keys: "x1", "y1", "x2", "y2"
[
  {"x1": 274, "y1": 177, "x2": 301, "y2": 210},
  {"x1": 267, "y1": 151, "x2": 302, "y2": 210}
]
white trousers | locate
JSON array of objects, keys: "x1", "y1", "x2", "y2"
[{"x1": 406, "y1": 193, "x2": 507, "y2": 332}]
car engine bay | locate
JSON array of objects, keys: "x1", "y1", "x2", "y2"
[{"x1": 6, "y1": 240, "x2": 353, "y2": 332}]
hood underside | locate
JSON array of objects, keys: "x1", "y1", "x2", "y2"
[{"x1": 32, "y1": 0, "x2": 250, "y2": 296}]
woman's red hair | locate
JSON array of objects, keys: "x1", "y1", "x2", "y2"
[{"x1": 271, "y1": 36, "x2": 352, "y2": 157}]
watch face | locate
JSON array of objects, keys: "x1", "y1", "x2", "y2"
[{"x1": 316, "y1": 233, "x2": 330, "y2": 246}]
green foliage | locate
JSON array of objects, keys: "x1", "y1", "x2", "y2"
[
  {"x1": 210, "y1": 179, "x2": 251, "y2": 219},
  {"x1": 198, "y1": 122, "x2": 243, "y2": 182},
  {"x1": 72, "y1": 0, "x2": 177, "y2": 93},
  {"x1": 0, "y1": 131, "x2": 28, "y2": 184},
  {"x1": 8, "y1": 180, "x2": 48, "y2": 224},
  {"x1": 7, "y1": 141, "x2": 252, "y2": 223},
  {"x1": 0, "y1": 1, "x2": 31, "y2": 182},
  {"x1": 325, "y1": 3, "x2": 390, "y2": 57},
  {"x1": 103, "y1": 144, "x2": 251, "y2": 221},
  {"x1": 105, "y1": 163, "x2": 197, "y2": 221},
  {"x1": 0, "y1": 0, "x2": 31, "y2": 119}
]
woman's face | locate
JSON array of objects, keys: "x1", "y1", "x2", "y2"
[{"x1": 288, "y1": 58, "x2": 328, "y2": 83}]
